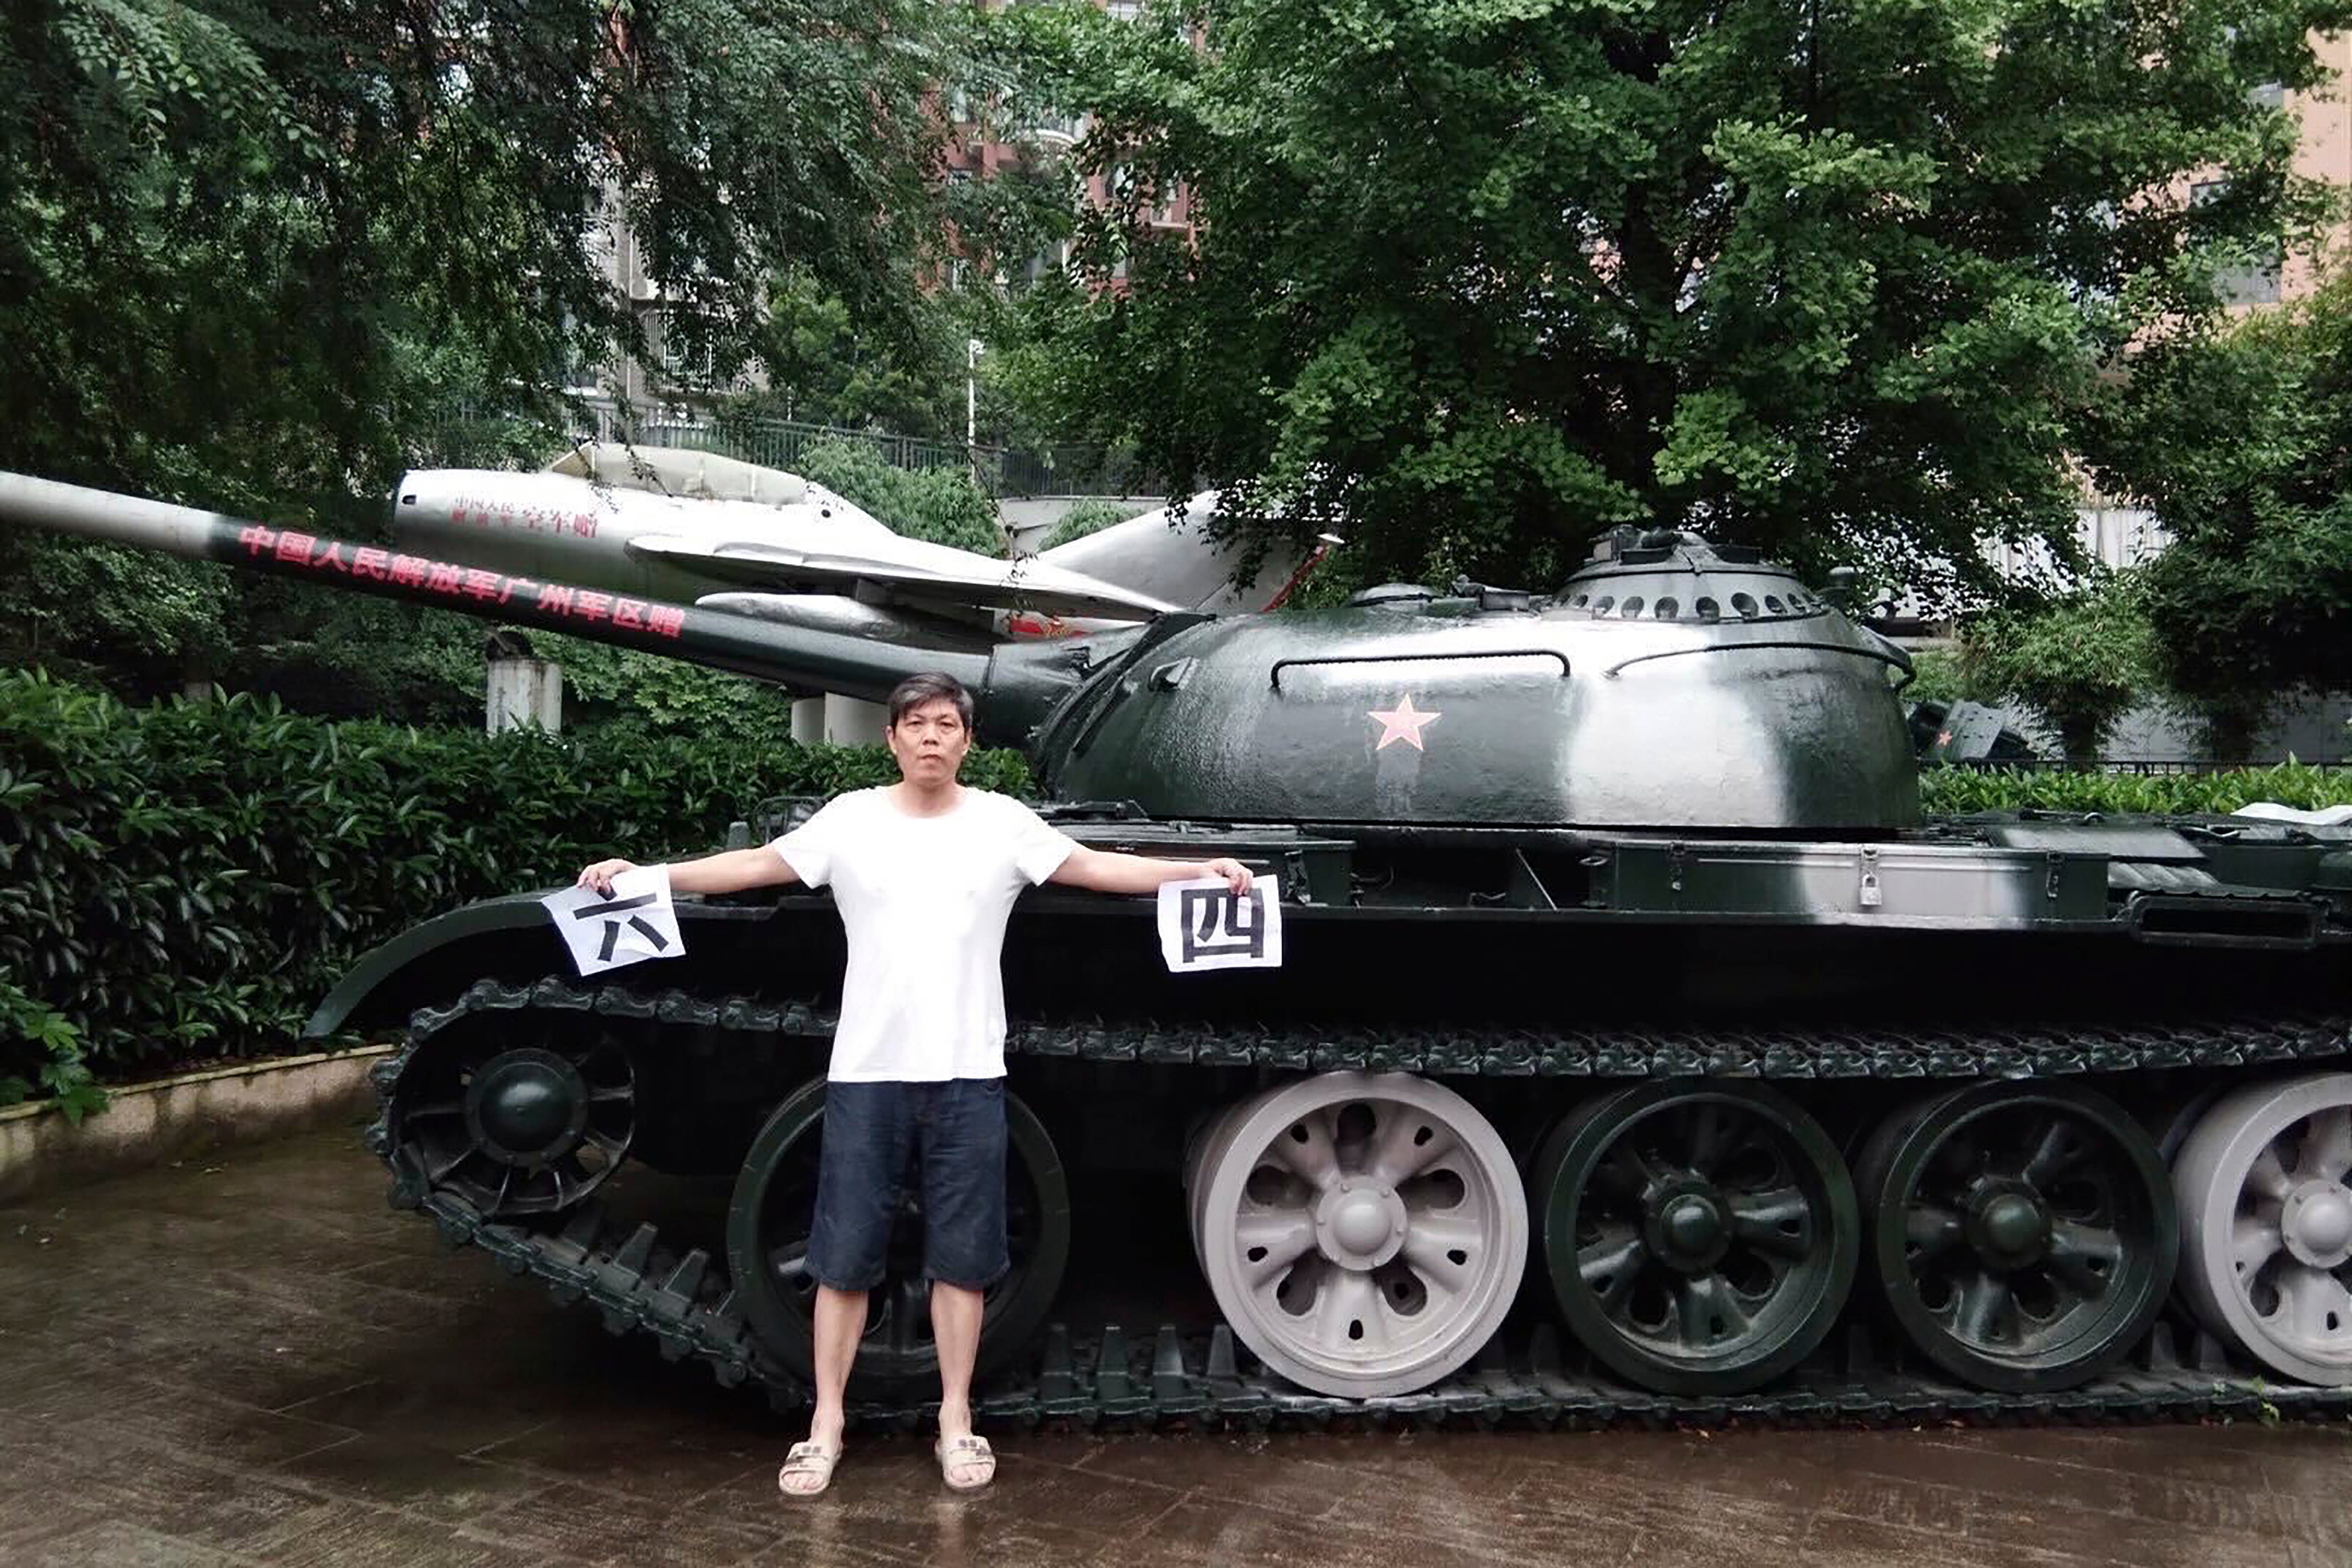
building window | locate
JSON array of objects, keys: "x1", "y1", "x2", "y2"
[{"x1": 2190, "y1": 179, "x2": 2282, "y2": 306}]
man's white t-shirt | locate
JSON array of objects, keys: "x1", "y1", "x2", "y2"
[{"x1": 767, "y1": 787, "x2": 1080, "y2": 1083}]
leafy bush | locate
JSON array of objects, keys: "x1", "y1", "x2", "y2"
[
  {"x1": 1958, "y1": 576, "x2": 2158, "y2": 760},
  {"x1": 2100, "y1": 272, "x2": 2352, "y2": 752},
  {"x1": 0, "y1": 669, "x2": 1029, "y2": 1092},
  {"x1": 1040, "y1": 499, "x2": 1139, "y2": 551},
  {"x1": 791, "y1": 438, "x2": 1007, "y2": 554},
  {"x1": 1919, "y1": 761, "x2": 2352, "y2": 816},
  {"x1": 533, "y1": 636, "x2": 801, "y2": 740},
  {"x1": 1902, "y1": 648, "x2": 1965, "y2": 707},
  {"x1": 0, "y1": 974, "x2": 100, "y2": 1123}
]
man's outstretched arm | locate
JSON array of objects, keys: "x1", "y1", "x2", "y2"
[
  {"x1": 1046, "y1": 847, "x2": 1252, "y2": 896},
  {"x1": 576, "y1": 847, "x2": 801, "y2": 896}
]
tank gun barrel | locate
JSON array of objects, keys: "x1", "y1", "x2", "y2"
[{"x1": 0, "y1": 470, "x2": 1097, "y2": 744}]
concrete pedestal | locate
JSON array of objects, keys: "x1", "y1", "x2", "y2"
[
  {"x1": 824, "y1": 694, "x2": 887, "y2": 745},
  {"x1": 486, "y1": 654, "x2": 563, "y2": 733}
]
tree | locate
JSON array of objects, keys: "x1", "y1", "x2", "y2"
[
  {"x1": 0, "y1": 0, "x2": 961, "y2": 701},
  {"x1": 733, "y1": 266, "x2": 971, "y2": 439},
  {"x1": 1001, "y1": 0, "x2": 2350, "y2": 595},
  {"x1": 725, "y1": 143, "x2": 1083, "y2": 444},
  {"x1": 792, "y1": 438, "x2": 1009, "y2": 554},
  {"x1": 2090, "y1": 271, "x2": 2352, "y2": 756},
  {"x1": 1959, "y1": 575, "x2": 2158, "y2": 761}
]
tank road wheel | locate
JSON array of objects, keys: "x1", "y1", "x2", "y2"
[
  {"x1": 1857, "y1": 1083, "x2": 2176, "y2": 1392},
  {"x1": 1533, "y1": 1082, "x2": 1857, "y2": 1395},
  {"x1": 389, "y1": 1017, "x2": 635, "y2": 1218},
  {"x1": 2174, "y1": 1072, "x2": 2352, "y2": 1385},
  {"x1": 1187, "y1": 1072, "x2": 1527, "y2": 1398},
  {"x1": 724, "y1": 1078, "x2": 1073, "y2": 1394}
]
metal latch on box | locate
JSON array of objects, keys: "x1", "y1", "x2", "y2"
[{"x1": 1859, "y1": 846, "x2": 1883, "y2": 909}]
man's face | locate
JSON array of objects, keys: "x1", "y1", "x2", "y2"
[{"x1": 887, "y1": 697, "x2": 971, "y2": 784}]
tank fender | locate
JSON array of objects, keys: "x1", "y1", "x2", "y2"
[{"x1": 300, "y1": 892, "x2": 778, "y2": 1041}]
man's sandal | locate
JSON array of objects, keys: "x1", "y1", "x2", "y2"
[
  {"x1": 778, "y1": 1441, "x2": 842, "y2": 1498},
  {"x1": 934, "y1": 1433, "x2": 996, "y2": 1492}
]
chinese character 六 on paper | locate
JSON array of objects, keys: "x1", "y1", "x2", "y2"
[{"x1": 540, "y1": 866, "x2": 686, "y2": 976}]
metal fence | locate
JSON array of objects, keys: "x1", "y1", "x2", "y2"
[
  {"x1": 432, "y1": 403, "x2": 1165, "y2": 499},
  {"x1": 602, "y1": 406, "x2": 971, "y2": 476}
]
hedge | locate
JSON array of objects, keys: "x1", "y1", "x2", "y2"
[
  {"x1": 8, "y1": 665, "x2": 2351, "y2": 1108},
  {"x1": 1917, "y1": 762, "x2": 2352, "y2": 816},
  {"x1": 0, "y1": 669, "x2": 1026, "y2": 1107}
]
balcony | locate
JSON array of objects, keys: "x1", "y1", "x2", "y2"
[{"x1": 1019, "y1": 111, "x2": 1089, "y2": 151}]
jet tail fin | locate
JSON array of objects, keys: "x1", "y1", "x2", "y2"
[{"x1": 1038, "y1": 491, "x2": 1338, "y2": 615}]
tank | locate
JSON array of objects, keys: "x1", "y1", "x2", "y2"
[{"x1": 7, "y1": 467, "x2": 2352, "y2": 1427}]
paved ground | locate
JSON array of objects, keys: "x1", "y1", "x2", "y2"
[{"x1": 3, "y1": 1126, "x2": 2350, "y2": 1568}]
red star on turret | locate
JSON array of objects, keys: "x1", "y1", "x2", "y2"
[{"x1": 1368, "y1": 694, "x2": 1442, "y2": 752}]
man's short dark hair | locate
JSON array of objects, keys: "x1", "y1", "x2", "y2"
[{"x1": 886, "y1": 672, "x2": 974, "y2": 731}]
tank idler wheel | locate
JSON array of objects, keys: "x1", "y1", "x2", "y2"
[
  {"x1": 1187, "y1": 1072, "x2": 1527, "y2": 1398},
  {"x1": 1534, "y1": 1081, "x2": 1857, "y2": 1396},
  {"x1": 2174, "y1": 1071, "x2": 2352, "y2": 1385},
  {"x1": 1857, "y1": 1082, "x2": 2176, "y2": 1393},
  {"x1": 390, "y1": 1017, "x2": 635, "y2": 1218},
  {"x1": 724, "y1": 1078, "x2": 1073, "y2": 1396}
]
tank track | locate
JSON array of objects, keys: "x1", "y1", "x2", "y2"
[{"x1": 366, "y1": 977, "x2": 2352, "y2": 1432}]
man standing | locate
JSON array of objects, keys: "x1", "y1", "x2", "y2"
[{"x1": 575, "y1": 672, "x2": 1250, "y2": 1497}]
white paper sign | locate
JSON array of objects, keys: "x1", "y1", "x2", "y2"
[
  {"x1": 1158, "y1": 876, "x2": 1282, "y2": 973},
  {"x1": 2234, "y1": 802, "x2": 2352, "y2": 827},
  {"x1": 541, "y1": 865, "x2": 687, "y2": 976}
]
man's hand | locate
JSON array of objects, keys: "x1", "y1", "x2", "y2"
[
  {"x1": 577, "y1": 857, "x2": 637, "y2": 895},
  {"x1": 1202, "y1": 857, "x2": 1253, "y2": 894}
]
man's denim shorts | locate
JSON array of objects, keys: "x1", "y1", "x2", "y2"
[{"x1": 804, "y1": 1077, "x2": 1010, "y2": 1292}]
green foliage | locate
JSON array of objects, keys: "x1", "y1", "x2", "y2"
[
  {"x1": 1001, "y1": 0, "x2": 2351, "y2": 595},
  {"x1": 736, "y1": 265, "x2": 974, "y2": 440},
  {"x1": 725, "y1": 262, "x2": 1076, "y2": 449},
  {"x1": 2093, "y1": 271, "x2": 2352, "y2": 751},
  {"x1": 1902, "y1": 649, "x2": 1966, "y2": 709},
  {"x1": 792, "y1": 439, "x2": 1009, "y2": 555},
  {"x1": 1040, "y1": 499, "x2": 1139, "y2": 551},
  {"x1": 0, "y1": 0, "x2": 963, "y2": 695},
  {"x1": 0, "y1": 668, "x2": 1030, "y2": 1088},
  {"x1": 1959, "y1": 578, "x2": 2158, "y2": 760},
  {"x1": 1920, "y1": 761, "x2": 2352, "y2": 817},
  {"x1": 531, "y1": 637, "x2": 800, "y2": 743},
  {"x1": 0, "y1": 974, "x2": 103, "y2": 1124}
]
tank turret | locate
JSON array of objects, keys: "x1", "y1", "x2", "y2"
[
  {"x1": 0, "y1": 472, "x2": 1917, "y2": 832},
  {"x1": 1029, "y1": 528, "x2": 1919, "y2": 832}
]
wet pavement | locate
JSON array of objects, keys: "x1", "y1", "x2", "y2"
[{"x1": 2, "y1": 1125, "x2": 2350, "y2": 1568}]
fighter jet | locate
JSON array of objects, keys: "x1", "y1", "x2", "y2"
[{"x1": 393, "y1": 443, "x2": 1335, "y2": 657}]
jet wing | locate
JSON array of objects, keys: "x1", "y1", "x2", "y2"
[{"x1": 624, "y1": 533, "x2": 1182, "y2": 620}]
